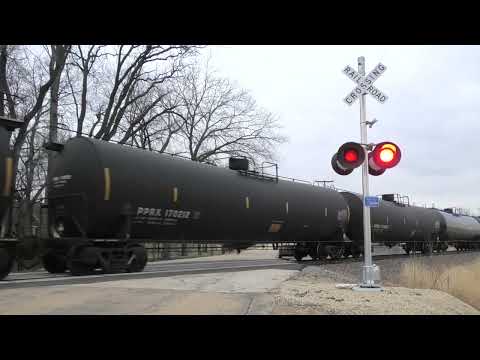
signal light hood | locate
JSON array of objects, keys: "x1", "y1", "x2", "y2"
[{"x1": 368, "y1": 153, "x2": 386, "y2": 176}]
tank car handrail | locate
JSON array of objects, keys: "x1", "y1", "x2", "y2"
[
  {"x1": 276, "y1": 175, "x2": 312, "y2": 185},
  {"x1": 48, "y1": 192, "x2": 87, "y2": 200},
  {"x1": 261, "y1": 161, "x2": 279, "y2": 182}
]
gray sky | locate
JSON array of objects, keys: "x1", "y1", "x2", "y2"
[{"x1": 201, "y1": 45, "x2": 480, "y2": 215}]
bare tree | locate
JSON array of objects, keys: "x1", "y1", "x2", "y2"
[
  {"x1": 171, "y1": 63, "x2": 286, "y2": 167},
  {"x1": 75, "y1": 45, "x2": 195, "y2": 143},
  {"x1": 116, "y1": 85, "x2": 185, "y2": 152},
  {"x1": 65, "y1": 45, "x2": 106, "y2": 136},
  {"x1": 0, "y1": 45, "x2": 70, "y2": 140},
  {"x1": 15, "y1": 108, "x2": 49, "y2": 238},
  {"x1": 0, "y1": 45, "x2": 71, "y2": 236},
  {"x1": 46, "y1": 45, "x2": 72, "y2": 200}
]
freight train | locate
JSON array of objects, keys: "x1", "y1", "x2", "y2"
[
  {"x1": 295, "y1": 192, "x2": 480, "y2": 261},
  {"x1": 0, "y1": 125, "x2": 479, "y2": 280}
]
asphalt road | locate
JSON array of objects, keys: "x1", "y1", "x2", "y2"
[{"x1": 0, "y1": 258, "x2": 303, "y2": 289}]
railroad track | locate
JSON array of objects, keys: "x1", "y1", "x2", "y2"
[
  {"x1": 1, "y1": 248, "x2": 478, "y2": 288},
  {"x1": 0, "y1": 258, "x2": 302, "y2": 289},
  {"x1": 295, "y1": 248, "x2": 480, "y2": 266}
]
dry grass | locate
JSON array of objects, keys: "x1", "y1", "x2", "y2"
[{"x1": 399, "y1": 258, "x2": 480, "y2": 310}]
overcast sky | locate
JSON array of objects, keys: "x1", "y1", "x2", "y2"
[{"x1": 201, "y1": 45, "x2": 480, "y2": 215}]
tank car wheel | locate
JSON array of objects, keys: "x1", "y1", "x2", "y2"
[
  {"x1": 318, "y1": 252, "x2": 328, "y2": 260},
  {"x1": 42, "y1": 252, "x2": 67, "y2": 274},
  {"x1": 69, "y1": 262, "x2": 92, "y2": 276},
  {"x1": 351, "y1": 249, "x2": 362, "y2": 258},
  {"x1": 422, "y1": 242, "x2": 433, "y2": 256},
  {"x1": 348, "y1": 244, "x2": 361, "y2": 258},
  {"x1": 127, "y1": 245, "x2": 148, "y2": 273},
  {"x1": 294, "y1": 251, "x2": 304, "y2": 262},
  {"x1": 0, "y1": 248, "x2": 14, "y2": 280},
  {"x1": 67, "y1": 246, "x2": 98, "y2": 276},
  {"x1": 315, "y1": 244, "x2": 327, "y2": 260},
  {"x1": 327, "y1": 246, "x2": 344, "y2": 260}
]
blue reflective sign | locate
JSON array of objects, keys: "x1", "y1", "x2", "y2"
[{"x1": 364, "y1": 196, "x2": 379, "y2": 208}]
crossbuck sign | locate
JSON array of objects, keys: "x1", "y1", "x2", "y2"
[{"x1": 343, "y1": 63, "x2": 388, "y2": 106}]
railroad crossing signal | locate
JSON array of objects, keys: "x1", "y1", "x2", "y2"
[
  {"x1": 343, "y1": 63, "x2": 388, "y2": 106},
  {"x1": 332, "y1": 141, "x2": 401, "y2": 176},
  {"x1": 338, "y1": 57, "x2": 403, "y2": 291}
]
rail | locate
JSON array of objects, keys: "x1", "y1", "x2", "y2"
[{"x1": 7, "y1": 245, "x2": 480, "y2": 278}]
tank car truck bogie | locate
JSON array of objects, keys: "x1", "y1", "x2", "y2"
[
  {"x1": 58, "y1": 241, "x2": 148, "y2": 276},
  {"x1": 292, "y1": 230, "x2": 360, "y2": 262}
]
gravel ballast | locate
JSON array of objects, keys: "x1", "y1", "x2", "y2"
[{"x1": 271, "y1": 252, "x2": 480, "y2": 315}]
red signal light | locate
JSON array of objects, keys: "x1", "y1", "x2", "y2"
[
  {"x1": 369, "y1": 141, "x2": 401, "y2": 171},
  {"x1": 379, "y1": 148, "x2": 394, "y2": 162},
  {"x1": 344, "y1": 149, "x2": 359, "y2": 163},
  {"x1": 331, "y1": 142, "x2": 365, "y2": 176}
]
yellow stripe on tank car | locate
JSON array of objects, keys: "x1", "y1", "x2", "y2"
[
  {"x1": 104, "y1": 168, "x2": 111, "y2": 201},
  {"x1": 173, "y1": 187, "x2": 178, "y2": 203},
  {"x1": 2, "y1": 157, "x2": 13, "y2": 197}
]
